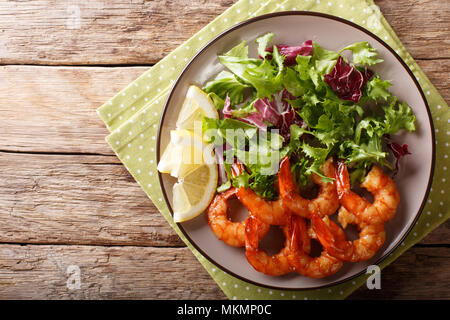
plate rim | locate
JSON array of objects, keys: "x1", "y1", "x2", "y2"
[{"x1": 156, "y1": 11, "x2": 436, "y2": 291}]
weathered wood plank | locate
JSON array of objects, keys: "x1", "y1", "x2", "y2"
[
  {"x1": 0, "y1": 151, "x2": 448, "y2": 247},
  {"x1": 349, "y1": 246, "x2": 450, "y2": 299},
  {"x1": 0, "y1": 0, "x2": 448, "y2": 65},
  {"x1": 0, "y1": 152, "x2": 183, "y2": 247},
  {"x1": 0, "y1": 244, "x2": 226, "y2": 299},
  {"x1": 0, "y1": 65, "x2": 148, "y2": 155},
  {"x1": 0, "y1": 0, "x2": 235, "y2": 65},
  {"x1": 419, "y1": 220, "x2": 450, "y2": 245},
  {"x1": 1, "y1": 63, "x2": 448, "y2": 155},
  {"x1": 0, "y1": 244, "x2": 446, "y2": 299},
  {"x1": 377, "y1": 0, "x2": 450, "y2": 59}
]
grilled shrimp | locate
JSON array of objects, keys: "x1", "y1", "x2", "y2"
[
  {"x1": 231, "y1": 162, "x2": 290, "y2": 225},
  {"x1": 244, "y1": 215, "x2": 293, "y2": 276},
  {"x1": 207, "y1": 187, "x2": 270, "y2": 247},
  {"x1": 278, "y1": 156, "x2": 339, "y2": 219},
  {"x1": 336, "y1": 161, "x2": 400, "y2": 225},
  {"x1": 312, "y1": 207, "x2": 386, "y2": 262},
  {"x1": 286, "y1": 216, "x2": 343, "y2": 278}
]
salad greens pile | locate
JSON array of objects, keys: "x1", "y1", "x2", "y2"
[{"x1": 202, "y1": 32, "x2": 416, "y2": 200}]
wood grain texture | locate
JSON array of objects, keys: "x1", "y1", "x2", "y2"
[
  {"x1": 376, "y1": 0, "x2": 450, "y2": 59},
  {"x1": 0, "y1": 0, "x2": 448, "y2": 65},
  {"x1": 0, "y1": 152, "x2": 183, "y2": 247},
  {"x1": 0, "y1": 65, "x2": 148, "y2": 155},
  {"x1": 0, "y1": 0, "x2": 235, "y2": 65},
  {"x1": 0, "y1": 244, "x2": 446, "y2": 299},
  {"x1": 0, "y1": 244, "x2": 226, "y2": 299},
  {"x1": 349, "y1": 247, "x2": 450, "y2": 299}
]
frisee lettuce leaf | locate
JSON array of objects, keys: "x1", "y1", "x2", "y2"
[
  {"x1": 365, "y1": 75, "x2": 392, "y2": 101},
  {"x1": 383, "y1": 98, "x2": 416, "y2": 134},
  {"x1": 339, "y1": 41, "x2": 383, "y2": 66}
]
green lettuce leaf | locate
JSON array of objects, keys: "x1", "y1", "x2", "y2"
[
  {"x1": 311, "y1": 42, "x2": 340, "y2": 75},
  {"x1": 300, "y1": 142, "x2": 333, "y2": 183},
  {"x1": 282, "y1": 67, "x2": 306, "y2": 97},
  {"x1": 218, "y1": 41, "x2": 284, "y2": 99},
  {"x1": 207, "y1": 92, "x2": 225, "y2": 110},
  {"x1": 249, "y1": 172, "x2": 278, "y2": 200},
  {"x1": 203, "y1": 71, "x2": 250, "y2": 105},
  {"x1": 365, "y1": 75, "x2": 392, "y2": 101},
  {"x1": 256, "y1": 32, "x2": 274, "y2": 59},
  {"x1": 383, "y1": 98, "x2": 416, "y2": 134},
  {"x1": 339, "y1": 41, "x2": 383, "y2": 66}
]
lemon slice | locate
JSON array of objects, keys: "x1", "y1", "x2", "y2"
[
  {"x1": 171, "y1": 144, "x2": 218, "y2": 223},
  {"x1": 158, "y1": 129, "x2": 206, "y2": 178},
  {"x1": 156, "y1": 138, "x2": 178, "y2": 174},
  {"x1": 175, "y1": 85, "x2": 219, "y2": 130}
]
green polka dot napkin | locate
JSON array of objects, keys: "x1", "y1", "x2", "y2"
[{"x1": 97, "y1": 0, "x2": 449, "y2": 299}]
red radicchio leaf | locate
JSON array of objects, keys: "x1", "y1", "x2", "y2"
[
  {"x1": 278, "y1": 89, "x2": 304, "y2": 139},
  {"x1": 265, "y1": 40, "x2": 313, "y2": 66},
  {"x1": 222, "y1": 94, "x2": 232, "y2": 118},
  {"x1": 324, "y1": 56, "x2": 373, "y2": 103},
  {"x1": 240, "y1": 113, "x2": 267, "y2": 131},
  {"x1": 223, "y1": 93, "x2": 267, "y2": 130},
  {"x1": 253, "y1": 89, "x2": 303, "y2": 140},
  {"x1": 387, "y1": 141, "x2": 411, "y2": 174},
  {"x1": 253, "y1": 97, "x2": 280, "y2": 126},
  {"x1": 363, "y1": 68, "x2": 374, "y2": 83}
]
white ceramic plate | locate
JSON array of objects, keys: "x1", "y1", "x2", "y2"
[{"x1": 157, "y1": 12, "x2": 434, "y2": 290}]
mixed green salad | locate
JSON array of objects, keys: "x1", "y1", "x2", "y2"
[{"x1": 201, "y1": 33, "x2": 416, "y2": 200}]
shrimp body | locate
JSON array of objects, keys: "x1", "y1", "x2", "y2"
[
  {"x1": 337, "y1": 207, "x2": 386, "y2": 261},
  {"x1": 336, "y1": 162, "x2": 400, "y2": 225},
  {"x1": 207, "y1": 188, "x2": 269, "y2": 247},
  {"x1": 286, "y1": 216, "x2": 343, "y2": 278},
  {"x1": 231, "y1": 162, "x2": 290, "y2": 225},
  {"x1": 278, "y1": 156, "x2": 339, "y2": 219},
  {"x1": 244, "y1": 215, "x2": 293, "y2": 276},
  {"x1": 312, "y1": 207, "x2": 386, "y2": 262},
  {"x1": 236, "y1": 189, "x2": 289, "y2": 225}
]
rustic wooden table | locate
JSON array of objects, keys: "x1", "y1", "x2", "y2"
[{"x1": 0, "y1": 0, "x2": 448, "y2": 299}]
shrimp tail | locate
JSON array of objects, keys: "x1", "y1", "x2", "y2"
[
  {"x1": 335, "y1": 160, "x2": 350, "y2": 200},
  {"x1": 311, "y1": 213, "x2": 335, "y2": 248},
  {"x1": 288, "y1": 215, "x2": 310, "y2": 253},
  {"x1": 231, "y1": 160, "x2": 245, "y2": 178},
  {"x1": 311, "y1": 212, "x2": 353, "y2": 261},
  {"x1": 279, "y1": 156, "x2": 300, "y2": 199}
]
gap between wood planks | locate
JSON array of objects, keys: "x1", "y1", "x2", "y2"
[{"x1": 1, "y1": 57, "x2": 449, "y2": 68}]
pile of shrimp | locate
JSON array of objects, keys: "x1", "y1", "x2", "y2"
[{"x1": 206, "y1": 156, "x2": 400, "y2": 278}]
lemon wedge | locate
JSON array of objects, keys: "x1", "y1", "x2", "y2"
[
  {"x1": 175, "y1": 85, "x2": 219, "y2": 130},
  {"x1": 158, "y1": 129, "x2": 205, "y2": 178},
  {"x1": 157, "y1": 130, "x2": 218, "y2": 222},
  {"x1": 172, "y1": 157, "x2": 217, "y2": 222}
]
